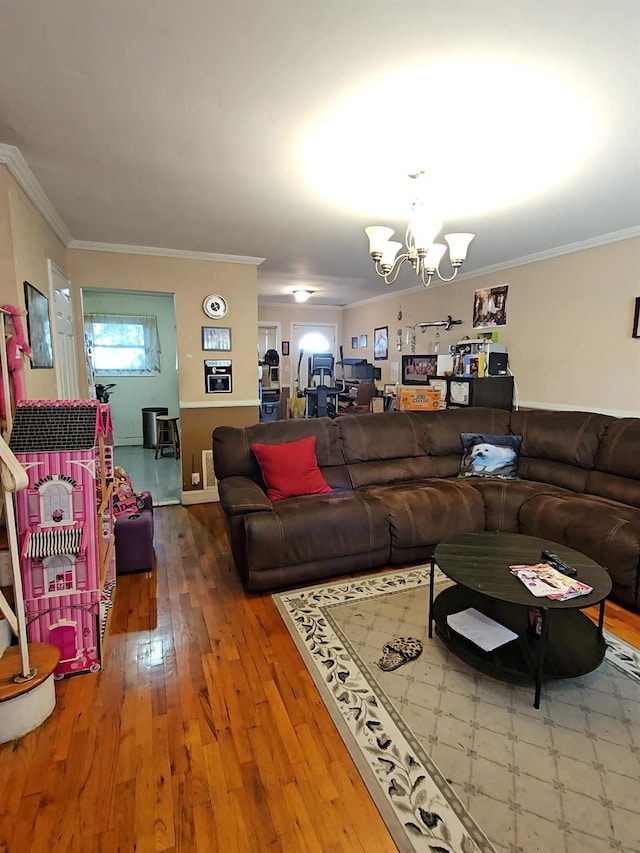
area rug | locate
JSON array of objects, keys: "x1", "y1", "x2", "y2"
[{"x1": 273, "y1": 567, "x2": 640, "y2": 853}]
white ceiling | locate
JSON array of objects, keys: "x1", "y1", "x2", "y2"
[{"x1": 0, "y1": 1, "x2": 638, "y2": 307}]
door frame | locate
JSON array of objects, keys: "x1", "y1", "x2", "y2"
[
  {"x1": 289, "y1": 321, "x2": 338, "y2": 390},
  {"x1": 47, "y1": 259, "x2": 80, "y2": 400}
]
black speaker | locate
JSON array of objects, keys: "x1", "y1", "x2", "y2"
[{"x1": 488, "y1": 352, "x2": 508, "y2": 375}]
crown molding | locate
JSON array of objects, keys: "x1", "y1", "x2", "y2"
[
  {"x1": 2, "y1": 141, "x2": 637, "y2": 293},
  {"x1": 0, "y1": 143, "x2": 73, "y2": 246},
  {"x1": 0, "y1": 142, "x2": 265, "y2": 265},
  {"x1": 68, "y1": 239, "x2": 265, "y2": 266},
  {"x1": 342, "y1": 226, "x2": 640, "y2": 310}
]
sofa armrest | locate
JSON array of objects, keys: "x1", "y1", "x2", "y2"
[{"x1": 218, "y1": 476, "x2": 272, "y2": 516}]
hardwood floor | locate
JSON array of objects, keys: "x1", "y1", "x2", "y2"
[
  {"x1": 1, "y1": 503, "x2": 638, "y2": 852},
  {"x1": 0, "y1": 504, "x2": 398, "y2": 853}
]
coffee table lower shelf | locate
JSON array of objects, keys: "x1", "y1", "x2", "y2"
[{"x1": 431, "y1": 585, "x2": 607, "y2": 707}]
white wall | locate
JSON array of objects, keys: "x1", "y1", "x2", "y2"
[{"x1": 82, "y1": 289, "x2": 179, "y2": 445}]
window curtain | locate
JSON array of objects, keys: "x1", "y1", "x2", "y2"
[{"x1": 84, "y1": 314, "x2": 162, "y2": 374}]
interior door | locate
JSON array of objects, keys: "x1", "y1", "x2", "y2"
[
  {"x1": 48, "y1": 261, "x2": 80, "y2": 400},
  {"x1": 290, "y1": 322, "x2": 338, "y2": 390}
]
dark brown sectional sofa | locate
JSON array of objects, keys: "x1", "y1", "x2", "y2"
[{"x1": 213, "y1": 407, "x2": 640, "y2": 609}]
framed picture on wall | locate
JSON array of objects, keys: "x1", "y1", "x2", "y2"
[
  {"x1": 473, "y1": 284, "x2": 508, "y2": 329},
  {"x1": 23, "y1": 281, "x2": 54, "y2": 368},
  {"x1": 202, "y1": 326, "x2": 232, "y2": 351},
  {"x1": 282, "y1": 340, "x2": 290, "y2": 356},
  {"x1": 373, "y1": 326, "x2": 388, "y2": 361},
  {"x1": 633, "y1": 297, "x2": 640, "y2": 338},
  {"x1": 351, "y1": 336, "x2": 358, "y2": 349},
  {"x1": 360, "y1": 334, "x2": 368, "y2": 348}
]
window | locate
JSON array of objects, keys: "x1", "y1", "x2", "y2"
[
  {"x1": 299, "y1": 332, "x2": 330, "y2": 352},
  {"x1": 258, "y1": 323, "x2": 280, "y2": 360},
  {"x1": 84, "y1": 314, "x2": 161, "y2": 375},
  {"x1": 44, "y1": 556, "x2": 75, "y2": 594},
  {"x1": 39, "y1": 478, "x2": 73, "y2": 528}
]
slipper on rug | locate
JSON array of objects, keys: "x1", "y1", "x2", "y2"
[{"x1": 376, "y1": 637, "x2": 423, "y2": 671}]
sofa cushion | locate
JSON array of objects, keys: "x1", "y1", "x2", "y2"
[
  {"x1": 510, "y1": 409, "x2": 613, "y2": 469},
  {"x1": 519, "y1": 492, "x2": 640, "y2": 609},
  {"x1": 252, "y1": 436, "x2": 332, "y2": 501},
  {"x1": 587, "y1": 418, "x2": 640, "y2": 508},
  {"x1": 458, "y1": 433, "x2": 522, "y2": 480},
  {"x1": 469, "y1": 478, "x2": 568, "y2": 532},
  {"x1": 362, "y1": 479, "x2": 486, "y2": 564},
  {"x1": 242, "y1": 490, "x2": 390, "y2": 575},
  {"x1": 337, "y1": 412, "x2": 438, "y2": 487},
  {"x1": 422, "y1": 408, "x2": 513, "y2": 456},
  {"x1": 213, "y1": 417, "x2": 345, "y2": 480},
  {"x1": 419, "y1": 408, "x2": 513, "y2": 478}
]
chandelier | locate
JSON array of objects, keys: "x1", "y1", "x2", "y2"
[{"x1": 364, "y1": 172, "x2": 475, "y2": 287}]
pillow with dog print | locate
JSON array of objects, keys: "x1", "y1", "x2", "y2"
[{"x1": 458, "y1": 433, "x2": 522, "y2": 480}]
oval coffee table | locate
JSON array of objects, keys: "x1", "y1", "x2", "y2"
[{"x1": 428, "y1": 531, "x2": 612, "y2": 708}]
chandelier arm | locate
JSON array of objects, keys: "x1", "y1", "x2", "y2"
[
  {"x1": 434, "y1": 268, "x2": 459, "y2": 283},
  {"x1": 420, "y1": 267, "x2": 433, "y2": 288},
  {"x1": 383, "y1": 260, "x2": 408, "y2": 286},
  {"x1": 374, "y1": 255, "x2": 409, "y2": 285}
]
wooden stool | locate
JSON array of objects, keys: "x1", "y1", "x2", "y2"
[{"x1": 155, "y1": 415, "x2": 180, "y2": 459}]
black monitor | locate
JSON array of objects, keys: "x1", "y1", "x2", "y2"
[
  {"x1": 308, "y1": 353, "x2": 334, "y2": 383},
  {"x1": 401, "y1": 354, "x2": 438, "y2": 385}
]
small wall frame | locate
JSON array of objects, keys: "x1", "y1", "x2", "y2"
[
  {"x1": 633, "y1": 297, "x2": 640, "y2": 338},
  {"x1": 202, "y1": 326, "x2": 232, "y2": 352}
]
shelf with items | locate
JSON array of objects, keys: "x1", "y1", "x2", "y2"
[{"x1": 446, "y1": 375, "x2": 514, "y2": 410}]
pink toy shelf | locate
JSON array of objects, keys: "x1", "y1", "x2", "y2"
[{"x1": 9, "y1": 400, "x2": 116, "y2": 677}]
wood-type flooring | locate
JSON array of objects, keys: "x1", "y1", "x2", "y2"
[{"x1": 0, "y1": 503, "x2": 638, "y2": 852}]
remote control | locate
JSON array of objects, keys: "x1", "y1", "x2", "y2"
[{"x1": 540, "y1": 550, "x2": 578, "y2": 576}]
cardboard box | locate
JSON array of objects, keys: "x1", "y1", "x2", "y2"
[{"x1": 398, "y1": 386, "x2": 442, "y2": 411}]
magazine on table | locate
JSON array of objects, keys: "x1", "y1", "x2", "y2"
[{"x1": 509, "y1": 563, "x2": 593, "y2": 601}]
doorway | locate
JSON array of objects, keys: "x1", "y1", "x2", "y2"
[
  {"x1": 291, "y1": 322, "x2": 338, "y2": 391},
  {"x1": 81, "y1": 288, "x2": 181, "y2": 505},
  {"x1": 48, "y1": 260, "x2": 80, "y2": 400}
]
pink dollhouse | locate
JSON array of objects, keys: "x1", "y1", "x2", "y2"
[{"x1": 9, "y1": 400, "x2": 116, "y2": 677}]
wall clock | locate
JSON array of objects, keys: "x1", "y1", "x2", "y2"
[{"x1": 203, "y1": 294, "x2": 228, "y2": 320}]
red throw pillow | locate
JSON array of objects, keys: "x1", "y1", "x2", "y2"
[{"x1": 252, "y1": 436, "x2": 332, "y2": 502}]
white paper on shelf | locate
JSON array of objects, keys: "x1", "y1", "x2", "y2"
[{"x1": 446, "y1": 608, "x2": 519, "y2": 652}]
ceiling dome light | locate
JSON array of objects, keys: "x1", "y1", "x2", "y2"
[{"x1": 293, "y1": 289, "x2": 313, "y2": 303}]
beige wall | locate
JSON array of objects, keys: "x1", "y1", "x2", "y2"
[
  {"x1": 0, "y1": 167, "x2": 262, "y2": 495},
  {"x1": 0, "y1": 171, "x2": 15, "y2": 308},
  {"x1": 1, "y1": 168, "x2": 68, "y2": 402},
  {"x1": 67, "y1": 249, "x2": 258, "y2": 401},
  {"x1": 67, "y1": 249, "x2": 260, "y2": 491},
  {"x1": 2, "y1": 159, "x2": 638, "y2": 502},
  {"x1": 343, "y1": 237, "x2": 640, "y2": 417}
]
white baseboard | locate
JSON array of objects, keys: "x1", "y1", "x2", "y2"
[
  {"x1": 181, "y1": 487, "x2": 219, "y2": 505},
  {"x1": 518, "y1": 400, "x2": 640, "y2": 419}
]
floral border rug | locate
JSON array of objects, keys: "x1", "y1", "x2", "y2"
[{"x1": 273, "y1": 567, "x2": 640, "y2": 853}]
